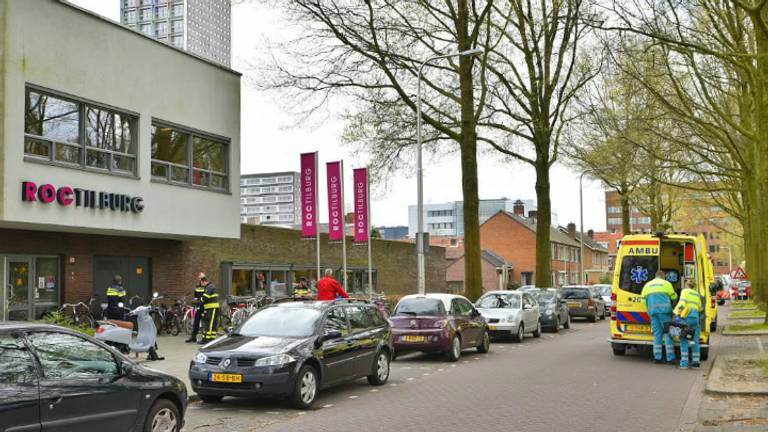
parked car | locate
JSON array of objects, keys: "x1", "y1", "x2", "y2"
[
  {"x1": 592, "y1": 284, "x2": 612, "y2": 317},
  {"x1": 562, "y1": 286, "x2": 606, "y2": 322},
  {"x1": 391, "y1": 294, "x2": 490, "y2": 362},
  {"x1": 1, "y1": 322, "x2": 187, "y2": 432},
  {"x1": 190, "y1": 299, "x2": 392, "y2": 409},
  {"x1": 475, "y1": 291, "x2": 541, "y2": 342},
  {"x1": 531, "y1": 288, "x2": 570, "y2": 332},
  {"x1": 518, "y1": 285, "x2": 537, "y2": 292},
  {"x1": 731, "y1": 280, "x2": 752, "y2": 300}
]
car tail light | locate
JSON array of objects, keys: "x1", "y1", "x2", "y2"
[
  {"x1": 588, "y1": 298, "x2": 594, "y2": 307},
  {"x1": 610, "y1": 292, "x2": 617, "y2": 301},
  {"x1": 610, "y1": 306, "x2": 617, "y2": 320},
  {"x1": 433, "y1": 320, "x2": 447, "y2": 329},
  {"x1": 711, "y1": 297, "x2": 715, "y2": 308}
]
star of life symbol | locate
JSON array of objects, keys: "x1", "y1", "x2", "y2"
[{"x1": 631, "y1": 266, "x2": 649, "y2": 284}]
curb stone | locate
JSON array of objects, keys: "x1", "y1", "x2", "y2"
[
  {"x1": 721, "y1": 330, "x2": 768, "y2": 336},
  {"x1": 705, "y1": 354, "x2": 768, "y2": 395}
]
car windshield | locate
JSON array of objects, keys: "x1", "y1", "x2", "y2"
[
  {"x1": 476, "y1": 294, "x2": 521, "y2": 309},
  {"x1": 561, "y1": 288, "x2": 589, "y2": 299},
  {"x1": 238, "y1": 306, "x2": 322, "y2": 338},
  {"x1": 534, "y1": 291, "x2": 556, "y2": 303},
  {"x1": 596, "y1": 285, "x2": 612, "y2": 296},
  {"x1": 394, "y1": 298, "x2": 445, "y2": 316}
]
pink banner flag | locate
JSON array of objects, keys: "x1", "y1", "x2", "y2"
[
  {"x1": 300, "y1": 152, "x2": 318, "y2": 238},
  {"x1": 326, "y1": 161, "x2": 345, "y2": 242},
  {"x1": 353, "y1": 168, "x2": 369, "y2": 244}
]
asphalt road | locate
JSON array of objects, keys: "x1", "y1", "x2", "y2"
[{"x1": 183, "y1": 318, "x2": 705, "y2": 432}]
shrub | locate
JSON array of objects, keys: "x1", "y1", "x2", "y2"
[{"x1": 35, "y1": 312, "x2": 95, "y2": 336}]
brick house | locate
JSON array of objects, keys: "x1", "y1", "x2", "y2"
[
  {"x1": 445, "y1": 247, "x2": 513, "y2": 294},
  {"x1": 593, "y1": 231, "x2": 624, "y2": 272},
  {"x1": 559, "y1": 226, "x2": 611, "y2": 284},
  {"x1": 480, "y1": 211, "x2": 589, "y2": 287}
]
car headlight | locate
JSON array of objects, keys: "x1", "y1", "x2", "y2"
[
  {"x1": 506, "y1": 315, "x2": 517, "y2": 323},
  {"x1": 255, "y1": 354, "x2": 296, "y2": 367},
  {"x1": 194, "y1": 352, "x2": 207, "y2": 364},
  {"x1": 545, "y1": 307, "x2": 555, "y2": 315}
]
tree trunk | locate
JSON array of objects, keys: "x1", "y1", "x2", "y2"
[
  {"x1": 534, "y1": 161, "x2": 553, "y2": 288},
  {"x1": 620, "y1": 192, "x2": 631, "y2": 235},
  {"x1": 457, "y1": 0, "x2": 483, "y2": 301},
  {"x1": 752, "y1": 19, "x2": 768, "y2": 313}
]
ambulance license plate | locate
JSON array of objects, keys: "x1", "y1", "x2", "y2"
[
  {"x1": 209, "y1": 373, "x2": 243, "y2": 383},
  {"x1": 624, "y1": 324, "x2": 651, "y2": 334}
]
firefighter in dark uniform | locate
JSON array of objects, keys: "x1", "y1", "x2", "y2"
[
  {"x1": 185, "y1": 273, "x2": 208, "y2": 343},
  {"x1": 199, "y1": 275, "x2": 221, "y2": 344},
  {"x1": 105, "y1": 275, "x2": 127, "y2": 320}
]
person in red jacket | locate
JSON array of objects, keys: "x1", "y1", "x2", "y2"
[{"x1": 317, "y1": 268, "x2": 350, "y2": 301}]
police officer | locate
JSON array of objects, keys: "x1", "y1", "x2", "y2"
[
  {"x1": 199, "y1": 275, "x2": 220, "y2": 344},
  {"x1": 293, "y1": 277, "x2": 311, "y2": 297},
  {"x1": 185, "y1": 273, "x2": 208, "y2": 343},
  {"x1": 641, "y1": 270, "x2": 678, "y2": 364},
  {"x1": 675, "y1": 280, "x2": 703, "y2": 369},
  {"x1": 105, "y1": 275, "x2": 127, "y2": 320}
]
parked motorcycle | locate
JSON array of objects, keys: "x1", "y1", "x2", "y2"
[{"x1": 95, "y1": 292, "x2": 164, "y2": 361}]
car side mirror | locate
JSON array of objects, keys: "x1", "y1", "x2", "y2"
[
  {"x1": 471, "y1": 309, "x2": 480, "y2": 318},
  {"x1": 121, "y1": 361, "x2": 134, "y2": 376}
]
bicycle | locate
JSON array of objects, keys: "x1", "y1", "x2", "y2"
[
  {"x1": 56, "y1": 300, "x2": 97, "y2": 328},
  {"x1": 179, "y1": 296, "x2": 198, "y2": 335},
  {"x1": 160, "y1": 299, "x2": 183, "y2": 336}
]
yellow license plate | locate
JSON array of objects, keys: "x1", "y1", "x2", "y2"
[
  {"x1": 489, "y1": 325, "x2": 497, "y2": 331},
  {"x1": 403, "y1": 335, "x2": 425, "y2": 343},
  {"x1": 568, "y1": 302, "x2": 581, "y2": 308},
  {"x1": 210, "y1": 373, "x2": 243, "y2": 383},
  {"x1": 624, "y1": 324, "x2": 652, "y2": 334}
]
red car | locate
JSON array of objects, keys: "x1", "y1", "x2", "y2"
[
  {"x1": 716, "y1": 289, "x2": 730, "y2": 305},
  {"x1": 731, "y1": 281, "x2": 752, "y2": 300},
  {"x1": 390, "y1": 294, "x2": 490, "y2": 362}
]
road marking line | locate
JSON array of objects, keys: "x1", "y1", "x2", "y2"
[
  {"x1": 407, "y1": 377, "x2": 415, "y2": 381},
  {"x1": 322, "y1": 404, "x2": 334, "y2": 408},
  {"x1": 451, "y1": 365, "x2": 457, "y2": 368},
  {"x1": 348, "y1": 395, "x2": 359, "y2": 399},
  {"x1": 423, "y1": 372, "x2": 431, "y2": 376},
  {"x1": 390, "y1": 383, "x2": 398, "y2": 387},
  {"x1": 267, "y1": 411, "x2": 281, "y2": 415},
  {"x1": 437, "y1": 368, "x2": 444, "y2": 372},
  {"x1": 757, "y1": 337, "x2": 765, "y2": 353},
  {"x1": 370, "y1": 389, "x2": 379, "y2": 392}
]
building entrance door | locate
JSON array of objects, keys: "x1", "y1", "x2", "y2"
[
  {"x1": 93, "y1": 256, "x2": 151, "y2": 304},
  {"x1": 4, "y1": 257, "x2": 33, "y2": 321}
]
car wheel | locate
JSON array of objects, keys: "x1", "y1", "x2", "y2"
[
  {"x1": 563, "y1": 314, "x2": 571, "y2": 329},
  {"x1": 533, "y1": 321, "x2": 541, "y2": 338},
  {"x1": 477, "y1": 330, "x2": 490, "y2": 353},
  {"x1": 701, "y1": 346, "x2": 709, "y2": 362},
  {"x1": 143, "y1": 398, "x2": 180, "y2": 432},
  {"x1": 513, "y1": 324, "x2": 524, "y2": 343},
  {"x1": 612, "y1": 343, "x2": 626, "y2": 356},
  {"x1": 552, "y1": 318, "x2": 560, "y2": 333},
  {"x1": 588, "y1": 312, "x2": 596, "y2": 323},
  {"x1": 445, "y1": 335, "x2": 462, "y2": 362},
  {"x1": 710, "y1": 318, "x2": 718, "y2": 332},
  {"x1": 199, "y1": 395, "x2": 223, "y2": 404},
  {"x1": 600, "y1": 308, "x2": 607, "y2": 320},
  {"x1": 291, "y1": 365, "x2": 318, "y2": 409},
  {"x1": 717, "y1": 299, "x2": 725, "y2": 306},
  {"x1": 367, "y1": 351, "x2": 390, "y2": 385}
]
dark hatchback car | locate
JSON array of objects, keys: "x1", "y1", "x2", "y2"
[
  {"x1": 390, "y1": 294, "x2": 490, "y2": 361},
  {"x1": 562, "y1": 286, "x2": 606, "y2": 322},
  {"x1": 532, "y1": 288, "x2": 571, "y2": 331},
  {"x1": 1, "y1": 323, "x2": 187, "y2": 432},
  {"x1": 190, "y1": 300, "x2": 392, "y2": 409}
]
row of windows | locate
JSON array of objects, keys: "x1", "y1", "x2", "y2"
[
  {"x1": 124, "y1": 4, "x2": 183, "y2": 23},
  {"x1": 24, "y1": 86, "x2": 229, "y2": 192},
  {"x1": 428, "y1": 209, "x2": 454, "y2": 217},
  {"x1": 551, "y1": 244, "x2": 580, "y2": 263},
  {"x1": 135, "y1": 20, "x2": 184, "y2": 37},
  {"x1": 240, "y1": 204, "x2": 294, "y2": 214},
  {"x1": 240, "y1": 176, "x2": 295, "y2": 186},
  {"x1": 429, "y1": 222, "x2": 455, "y2": 230},
  {"x1": 241, "y1": 185, "x2": 294, "y2": 195},
  {"x1": 240, "y1": 195, "x2": 293, "y2": 205},
  {"x1": 124, "y1": 0, "x2": 181, "y2": 6},
  {"x1": 607, "y1": 216, "x2": 652, "y2": 226}
]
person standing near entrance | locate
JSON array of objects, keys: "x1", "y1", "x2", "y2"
[
  {"x1": 104, "y1": 275, "x2": 127, "y2": 320},
  {"x1": 199, "y1": 275, "x2": 220, "y2": 344},
  {"x1": 317, "y1": 268, "x2": 349, "y2": 301},
  {"x1": 185, "y1": 273, "x2": 208, "y2": 343},
  {"x1": 293, "y1": 277, "x2": 312, "y2": 297},
  {"x1": 641, "y1": 270, "x2": 678, "y2": 364},
  {"x1": 675, "y1": 280, "x2": 703, "y2": 369}
]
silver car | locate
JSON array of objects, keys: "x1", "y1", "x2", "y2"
[
  {"x1": 593, "y1": 284, "x2": 612, "y2": 317},
  {"x1": 475, "y1": 291, "x2": 541, "y2": 342}
]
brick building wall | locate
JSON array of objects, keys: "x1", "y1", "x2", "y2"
[
  {"x1": 182, "y1": 224, "x2": 448, "y2": 296},
  {"x1": 446, "y1": 255, "x2": 500, "y2": 293},
  {"x1": 479, "y1": 213, "x2": 537, "y2": 285}
]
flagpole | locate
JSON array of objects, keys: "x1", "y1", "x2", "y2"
[
  {"x1": 341, "y1": 161, "x2": 348, "y2": 290},
  {"x1": 366, "y1": 169, "x2": 373, "y2": 295}
]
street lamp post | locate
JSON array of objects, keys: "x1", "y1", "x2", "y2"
[
  {"x1": 416, "y1": 47, "x2": 483, "y2": 295},
  {"x1": 721, "y1": 246, "x2": 733, "y2": 274}
]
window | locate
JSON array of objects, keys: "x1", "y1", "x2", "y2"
[
  {"x1": 346, "y1": 306, "x2": 372, "y2": 333},
  {"x1": 26, "y1": 332, "x2": 118, "y2": 378},
  {"x1": 618, "y1": 256, "x2": 659, "y2": 295},
  {"x1": 156, "y1": 21, "x2": 168, "y2": 36},
  {"x1": 151, "y1": 123, "x2": 228, "y2": 191},
  {"x1": 139, "y1": 7, "x2": 152, "y2": 21},
  {"x1": 277, "y1": 175, "x2": 293, "y2": 183},
  {"x1": 365, "y1": 307, "x2": 386, "y2": 327},
  {"x1": 125, "y1": 0, "x2": 137, "y2": 7},
  {"x1": 172, "y1": 19, "x2": 184, "y2": 33},
  {"x1": 709, "y1": 245, "x2": 718, "y2": 254},
  {"x1": 0, "y1": 335, "x2": 37, "y2": 385},
  {"x1": 157, "y1": 5, "x2": 168, "y2": 18},
  {"x1": 323, "y1": 307, "x2": 349, "y2": 337},
  {"x1": 25, "y1": 88, "x2": 137, "y2": 175},
  {"x1": 125, "y1": 10, "x2": 137, "y2": 23},
  {"x1": 172, "y1": 3, "x2": 184, "y2": 17},
  {"x1": 172, "y1": 35, "x2": 183, "y2": 48},
  {"x1": 452, "y1": 299, "x2": 474, "y2": 316}
]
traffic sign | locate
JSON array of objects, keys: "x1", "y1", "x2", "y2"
[{"x1": 731, "y1": 267, "x2": 748, "y2": 280}]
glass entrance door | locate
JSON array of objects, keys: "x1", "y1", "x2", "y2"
[{"x1": 6, "y1": 258, "x2": 33, "y2": 321}]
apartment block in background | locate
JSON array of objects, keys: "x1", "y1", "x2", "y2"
[
  {"x1": 604, "y1": 190, "x2": 652, "y2": 233},
  {"x1": 121, "y1": 0, "x2": 231, "y2": 67},
  {"x1": 240, "y1": 172, "x2": 300, "y2": 226},
  {"x1": 408, "y1": 198, "x2": 537, "y2": 238}
]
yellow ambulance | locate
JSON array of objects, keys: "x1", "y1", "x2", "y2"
[{"x1": 608, "y1": 233, "x2": 718, "y2": 360}]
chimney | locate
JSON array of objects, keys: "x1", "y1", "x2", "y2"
[
  {"x1": 588, "y1": 229, "x2": 594, "y2": 239},
  {"x1": 528, "y1": 210, "x2": 537, "y2": 220},
  {"x1": 567, "y1": 222, "x2": 577, "y2": 238},
  {"x1": 513, "y1": 200, "x2": 525, "y2": 216}
]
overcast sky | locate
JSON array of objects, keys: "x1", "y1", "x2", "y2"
[{"x1": 70, "y1": 0, "x2": 608, "y2": 231}]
